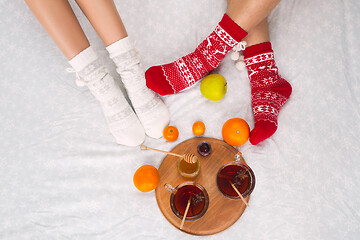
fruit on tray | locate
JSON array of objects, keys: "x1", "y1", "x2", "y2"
[
  {"x1": 192, "y1": 121, "x2": 206, "y2": 136},
  {"x1": 133, "y1": 165, "x2": 160, "y2": 192},
  {"x1": 200, "y1": 74, "x2": 227, "y2": 101},
  {"x1": 163, "y1": 126, "x2": 179, "y2": 142},
  {"x1": 222, "y1": 118, "x2": 250, "y2": 146}
]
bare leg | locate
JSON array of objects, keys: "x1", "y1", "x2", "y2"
[
  {"x1": 240, "y1": 18, "x2": 292, "y2": 145},
  {"x1": 226, "y1": 0, "x2": 279, "y2": 32},
  {"x1": 24, "y1": 0, "x2": 89, "y2": 60},
  {"x1": 243, "y1": 19, "x2": 270, "y2": 47},
  {"x1": 73, "y1": 0, "x2": 170, "y2": 138},
  {"x1": 25, "y1": 0, "x2": 146, "y2": 146},
  {"x1": 74, "y1": 0, "x2": 127, "y2": 46},
  {"x1": 227, "y1": 0, "x2": 291, "y2": 145},
  {"x1": 145, "y1": 0, "x2": 280, "y2": 95},
  {"x1": 225, "y1": 0, "x2": 270, "y2": 46}
]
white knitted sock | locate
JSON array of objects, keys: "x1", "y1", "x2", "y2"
[
  {"x1": 69, "y1": 46, "x2": 145, "y2": 146},
  {"x1": 107, "y1": 37, "x2": 170, "y2": 139}
]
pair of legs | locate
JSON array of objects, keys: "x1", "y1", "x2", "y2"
[
  {"x1": 26, "y1": 0, "x2": 291, "y2": 145},
  {"x1": 25, "y1": 0, "x2": 127, "y2": 60},
  {"x1": 25, "y1": 0, "x2": 170, "y2": 146},
  {"x1": 25, "y1": 0, "x2": 270, "y2": 59},
  {"x1": 145, "y1": 0, "x2": 292, "y2": 145},
  {"x1": 227, "y1": 0, "x2": 271, "y2": 46}
]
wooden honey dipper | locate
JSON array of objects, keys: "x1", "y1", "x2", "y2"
[{"x1": 140, "y1": 145, "x2": 198, "y2": 164}]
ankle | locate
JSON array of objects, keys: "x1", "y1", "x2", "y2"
[{"x1": 243, "y1": 42, "x2": 272, "y2": 58}]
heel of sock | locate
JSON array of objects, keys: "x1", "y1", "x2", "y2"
[
  {"x1": 145, "y1": 66, "x2": 174, "y2": 95},
  {"x1": 272, "y1": 79, "x2": 292, "y2": 99}
]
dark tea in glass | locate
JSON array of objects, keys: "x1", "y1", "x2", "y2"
[
  {"x1": 217, "y1": 162, "x2": 255, "y2": 199},
  {"x1": 165, "y1": 182, "x2": 209, "y2": 220}
]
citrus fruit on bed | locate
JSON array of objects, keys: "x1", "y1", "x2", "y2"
[
  {"x1": 192, "y1": 121, "x2": 206, "y2": 136},
  {"x1": 163, "y1": 126, "x2": 179, "y2": 141},
  {"x1": 200, "y1": 74, "x2": 227, "y2": 101},
  {"x1": 133, "y1": 165, "x2": 160, "y2": 192},
  {"x1": 222, "y1": 118, "x2": 250, "y2": 146}
]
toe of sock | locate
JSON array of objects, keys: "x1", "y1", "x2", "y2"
[
  {"x1": 274, "y1": 79, "x2": 293, "y2": 99},
  {"x1": 145, "y1": 66, "x2": 174, "y2": 95},
  {"x1": 113, "y1": 124, "x2": 145, "y2": 147},
  {"x1": 140, "y1": 103, "x2": 170, "y2": 139},
  {"x1": 145, "y1": 114, "x2": 170, "y2": 139},
  {"x1": 146, "y1": 128, "x2": 164, "y2": 139},
  {"x1": 250, "y1": 121, "x2": 277, "y2": 145}
]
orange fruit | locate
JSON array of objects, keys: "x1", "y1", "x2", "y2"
[
  {"x1": 222, "y1": 118, "x2": 250, "y2": 146},
  {"x1": 163, "y1": 126, "x2": 179, "y2": 141},
  {"x1": 192, "y1": 121, "x2": 206, "y2": 136},
  {"x1": 133, "y1": 165, "x2": 160, "y2": 192}
]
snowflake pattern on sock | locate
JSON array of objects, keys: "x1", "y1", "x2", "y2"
[
  {"x1": 246, "y1": 52, "x2": 290, "y2": 125},
  {"x1": 162, "y1": 25, "x2": 239, "y2": 93},
  {"x1": 70, "y1": 51, "x2": 145, "y2": 146},
  {"x1": 108, "y1": 40, "x2": 170, "y2": 139},
  {"x1": 145, "y1": 14, "x2": 248, "y2": 95}
]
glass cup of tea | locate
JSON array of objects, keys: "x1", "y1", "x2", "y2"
[
  {"x1": 177, "y1": 156, "x2": 201, "y2": 178},
  {"x1": 216, "y1": 152, "x2": 256, "y2": 199},
  {"x1": 164, "y1": 181, "x2": 209, "y2": 221}
]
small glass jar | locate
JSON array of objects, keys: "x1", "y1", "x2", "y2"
[
  {"x1": 177, "y1": 156, "x2": 201, "y2": 178},
  {"x1": 197, "y1": 141, "x2": 212, "y2": 157}
]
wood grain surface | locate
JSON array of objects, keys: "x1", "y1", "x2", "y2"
[{"x1": 155, "y1": 137, "x2": 250, "y2": 236}]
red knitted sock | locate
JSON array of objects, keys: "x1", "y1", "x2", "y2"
[
  {"x1": 243, "y1": 42, "x2": 292, "y2": 145},
  {"x1": 145, "y1": 14, "x2": 247, "y2": 95}
]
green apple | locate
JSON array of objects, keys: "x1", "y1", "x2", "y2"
[{"x1": 200, "y1": 74, "x2": 227, "y2": 101}]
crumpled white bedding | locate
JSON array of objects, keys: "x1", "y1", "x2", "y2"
[{"x1": 1, "y1": 0, "x2": 359, "y2": 239}]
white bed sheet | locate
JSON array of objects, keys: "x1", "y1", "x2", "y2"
[{"x1": 1, "y1": 0, "x2": 360, "y2": 239}]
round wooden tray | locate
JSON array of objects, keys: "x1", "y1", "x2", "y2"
[{"x1": 155, "y1": 137, "x2": 250, "y2": 236}]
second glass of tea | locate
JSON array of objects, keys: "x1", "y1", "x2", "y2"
[
  {"x1": 165, "y1": 181, "x2": 209, "y2": 221},
  {"x1": 216, "y1": 152, "x2": 256, "y2": 200}
]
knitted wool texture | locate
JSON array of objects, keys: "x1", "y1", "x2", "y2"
[
  {"x1": 145, "y1": 14, "x2": 248, "y2": 95},
  {"x1": 69, "y1": 46, "x2": 145, "y2": 146},
  {"x1": 243, "y1": 42, "x2": 292, "y2": 145},
  {"x1": 107, "y1": 37, "x2": 170, "y2": 139}
]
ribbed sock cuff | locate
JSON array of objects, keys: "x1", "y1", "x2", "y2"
[
  {"x1": 69, "y1": 46, "x2": 98, "y2": 72},
  {"x1": 243, "y1": 42, "x2": 272, "y2": 58},
  {"x1": 218, "y1": 14, "x2": 248, "y2": 42},
  {"x1": 106, "y1": 37, "x2": 133, "y2": 58}
]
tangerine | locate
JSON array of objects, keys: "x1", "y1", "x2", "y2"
[
  {"x1": 222, "y1": 118, "x2": 250, "y2": 146},
  {"x1": 163, "y1": 126, "x2": 179, "y2": 141},
  {"x1": 133, "y1": 165, "x2": 160, "y2": 192},
  {"x1": 192, "y1": 121, "x2": 206, "y2": 136}
]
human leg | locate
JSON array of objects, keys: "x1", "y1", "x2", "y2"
[
  {"x1": 74, "y1": 0, "x2": 127, "y2": 46},
  {"x1": 226, "y1": 0, "x2": 280, "y2": 32},
  {"x1": 24, "y1": 0, "x2": 89, "y2": 60},
  {"x1": 145, "y1": 0, "x2": 280, "y2": 96},
  {"x1": 242, "y1": 20, "x2": 292, "y2": 145},
  {"x1": 25, "y1": 0, "x2": 145, "y2": 146},
  {"x1": 75, "y1": 0, "x2": 170, "y2": 138},
  {"x1": 242, "y1": 19, "x2": 270, "y2": 46}
]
